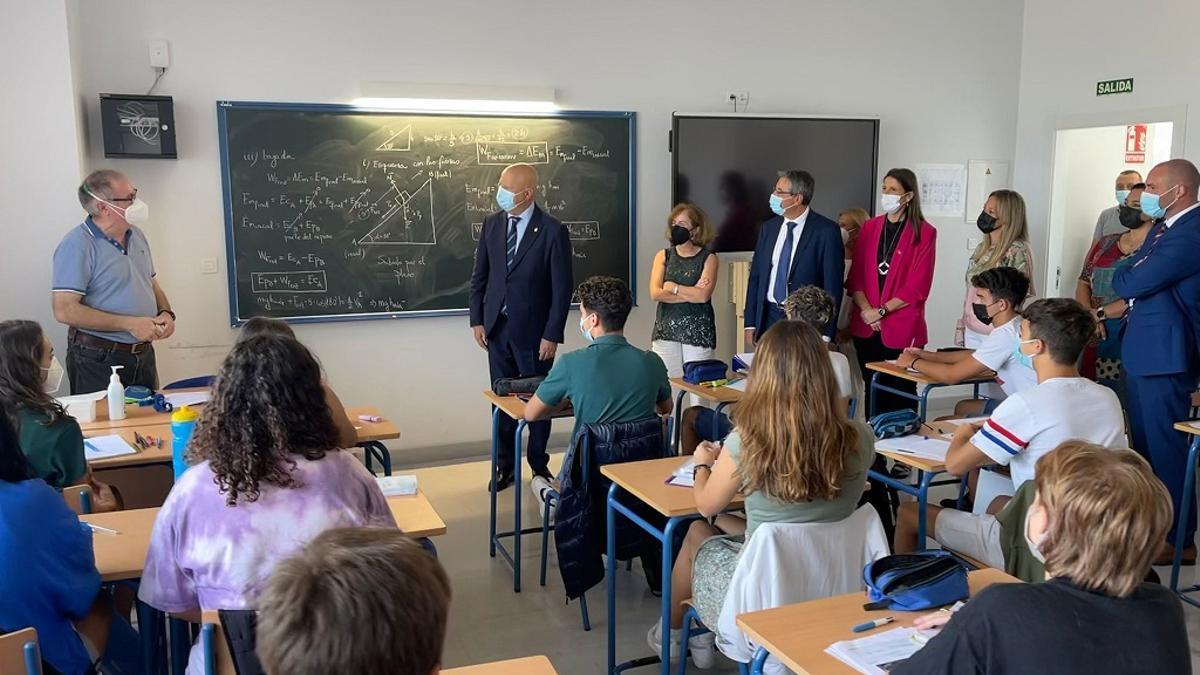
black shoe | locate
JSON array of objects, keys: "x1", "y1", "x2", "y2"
[
  {"x1": 939, "y1": 497, "x2": 973, "y2": 510},
  {"x1": 889, "y1": 464, "x2": 911, "y2": 480},
  {"x1": 489, "y1": 469, "x2": 515, "y2": 492},
  {"x1": 532, "y1": 468, "x2": 555, "y2": 483}
]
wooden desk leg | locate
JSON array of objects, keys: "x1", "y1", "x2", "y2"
[{"x1": 1170, "y1": 436, "x2": 1200, "y2": 598}]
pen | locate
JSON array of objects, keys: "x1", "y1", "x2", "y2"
[
  {"x1": 83, "y1": 439, "x2": 100, "y2": 454},
  {"x1": 852, "y1": 616, "x2": 894, "y2": 633},
  {"x1": 85, "y1": 523, "x2": 120, "y2": 536}
]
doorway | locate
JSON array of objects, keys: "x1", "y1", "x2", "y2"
[{"x1": 1045, "y1": 120, "x2": 1176, "y2": 297}]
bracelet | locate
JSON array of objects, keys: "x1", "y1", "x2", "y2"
[
  {"x1": 912, "y1": 357, "x2": 921, "y2": 370},
  {"x1": 692, "y1": 463, "x2": 713, "y2": 479},
  {"x1": 157, "y1": 309, "x2": 176, "y2": 321}
]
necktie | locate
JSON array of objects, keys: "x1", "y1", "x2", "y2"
[
  {"x1": 506, "y1": 216, "x2": 519, "y2": 268},
  {"x1": 1132, "y1": 220, "x2": 1167, "y2": 268},
  {"x1": 772, "y1": 222, "x2": 795, "y2": 303}
]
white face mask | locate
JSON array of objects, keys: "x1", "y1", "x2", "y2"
[
  {"x1": 119, "y1": 198, "x2": 150, "y2": 226},
  {"x1": 1024, "y1": 504, "x2": 1047, "y2": 564},
  {"x1": 41, "y1": 356, "x2": 64, "y2": 394},
  {"x1": 880, "y1": 193, "x2": 904, "y2": 214},
  {"x1": 579, "y1": 313, "x2": 596, "y2": 343}
]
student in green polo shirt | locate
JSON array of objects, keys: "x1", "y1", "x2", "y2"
[{"x1": 525, "y1": 275, "x2": 673, "y2": 441}]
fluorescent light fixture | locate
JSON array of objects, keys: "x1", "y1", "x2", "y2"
[{"x1": 354, "y1": 82, "x2": 557, "y2": 112}]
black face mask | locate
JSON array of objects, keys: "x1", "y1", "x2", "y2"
[
  {"x1": 976, "y1": 211, "x2": 999, "y2": 234},
  {"x1": 1118, "y1": 205, "x2": 1143, "y2": 229},
  {"x1": 670, "y1": 225, "x2": 692, "y2": 246},
  {"x1": 971, "y1": 301, "x2": 997, "y2": 325}
]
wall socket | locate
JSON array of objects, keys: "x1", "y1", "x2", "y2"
[
  {"x1": 726, "y1": 91, "x2": 750, "y2": 109},
  {"x1": 149, "y1": 40, "x2": 170, "y2": 68},
  {"x1": 200, "y1": 257, "x2": 219, "y2": 275}
]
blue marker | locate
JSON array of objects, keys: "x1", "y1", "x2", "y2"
[{"x1": 851, "y1": 616, "x2": 894, "y2": 633}]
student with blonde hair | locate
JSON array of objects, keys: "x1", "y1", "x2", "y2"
[
  {"x1": 651, "y1": 320, "x2": 875, "y2": 667},
  {"x1": 895, "y1": 442, "x2": 1188, "y2": 674},
  {"x1": 649, "y1": 203, "x2": 719, "y2": 381}
]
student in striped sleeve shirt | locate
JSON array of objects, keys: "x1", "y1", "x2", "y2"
[{"x1": 894, "y1": 299, "x2": 1126, "y2": 564}]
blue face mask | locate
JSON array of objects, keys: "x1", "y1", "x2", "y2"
[
  {"x1": 496, "y1": 186, "x2": 519, "y2": 212},
  {"x1": 1115, "y1": 189, "x2": 1131, "y2": 205},
  {"x1": 769, "y1": 194, "x2": 787, "y2": 216},
  {"x1": 579, "y1": 313, "x2": 596, "y2": 343},
  {"x1": 1139, "y1": 185, "x2": 1178, "y2": 220},
  {"x1": 1012, "y1": 338, "x2": 1037, "y2": 370}
]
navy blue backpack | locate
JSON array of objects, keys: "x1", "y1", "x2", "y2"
[{"x1": 863, "y1": 551, "x2": 970, "y2": 611}]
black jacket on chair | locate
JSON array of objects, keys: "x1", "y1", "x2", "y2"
[{"x1": 554, "y1": 417, "x2": 668, "y2": 600}]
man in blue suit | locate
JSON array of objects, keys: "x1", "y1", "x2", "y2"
[
  {"x1": 743, "y1": 170, "x2": 844, "y2": 346},
  {"x1": 470, "y1": 163, "x2": 574, "y2": 491},
  {"x1": 1113, "y1": 158, "x2": 1200, "y2": 564}
]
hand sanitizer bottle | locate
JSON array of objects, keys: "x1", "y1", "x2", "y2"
[{"x1": 107, "y1": 365, "x2": 126, "y2": 421}]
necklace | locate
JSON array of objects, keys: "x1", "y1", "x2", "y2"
[{"x1": 878, "y1": 218, "x2": 904, "y2": 276}]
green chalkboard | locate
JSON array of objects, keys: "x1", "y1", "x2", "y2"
[{"x1": 217, "y1": 102, "x2": 635, "y2": 324}]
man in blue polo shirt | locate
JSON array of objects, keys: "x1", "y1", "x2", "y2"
[{"x1": 52, "y1": 169, "x2": 175, "y2": 393}]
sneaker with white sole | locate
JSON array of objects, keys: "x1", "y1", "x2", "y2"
[
  {"x1": 688, "y1": 631, "x2": 717, "y2": 669},
  {"x1": 646, "y1": 622, "x2": 681, "y2": 662},
  {"x1": 531, "y1": 475, "x2": 557, "y2": 521}
]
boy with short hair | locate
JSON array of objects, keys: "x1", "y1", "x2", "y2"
[
  {"x1": 894, "y1": 298, "x2": 1127, "y2": 564},
  {"x1": 256, "y1": 527, "x2": 451, "y2": 675}
]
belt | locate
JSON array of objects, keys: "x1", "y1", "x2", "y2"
[{"x1": 69, "y1": 329, "x2": 152, "y2": 354}]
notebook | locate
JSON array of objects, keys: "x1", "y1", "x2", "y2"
[
  {"x1": 375, "y1": 475, "x2": 418, "y2": 497},
  {"x1": 83, "y1": 435, "x2": 137, "y2": 460}
]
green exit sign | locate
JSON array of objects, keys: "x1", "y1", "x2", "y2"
[{"x1": 1096, "y1": 78, "x2": 1134, "y2": 96}]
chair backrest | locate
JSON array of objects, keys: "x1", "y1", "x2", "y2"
[
  {"x1": 199, "y1": 610, "x2": 253, "y2": 675},
  {"x1": 62, "y1": 484, "x2": 94, "y2": 515},
  {"x1": 0, "y1": 628, "x2": 41, "y2": 675},
  {"x1": 716, "y1": 505, "x2": 891, "y2": 667},
  {"x1": 163, "y1": 376, "x2": 215, "y2": 390},
  {"x1": 571, "y1": 416, "x2": 668, "y2": 488}
]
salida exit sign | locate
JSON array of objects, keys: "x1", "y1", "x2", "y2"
[{"x1": 1097, "y1": 78, "x2": 1134, "y2": 96}]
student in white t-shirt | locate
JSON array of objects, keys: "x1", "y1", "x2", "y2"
[
  {"x1": 679, "y1": 286, "x2": 852, "y2": 454},
  {"x1": 895, "y1": 267, "x2": 1035, "y2": 406},
  {"x1": 893, "y1": 298, "x2": 1127, "y2": 563}
]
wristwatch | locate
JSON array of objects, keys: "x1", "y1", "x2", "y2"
[
  {"x1": 877, "y1": 306, "x2": 889, "y2": 318},
  {"x1": 692, "y1": 464, "x2": 713, "y2": 479},
  {"x1": 157, "y1": 309, "x2": 177, "y2": 321},
  {"x1": 1095, "y1": 307, "x2": 1106, "y2": 320}
]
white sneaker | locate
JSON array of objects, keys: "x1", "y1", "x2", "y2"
[
  {"x1": 531, "y1": 476, "x2": 557, "y2": 520},
  {"x1": 646, "y1": 622, "x2": 681, "y2": 662},
  {"x1": 688, "y1": 631, "x2": 716, "y2": 669}
]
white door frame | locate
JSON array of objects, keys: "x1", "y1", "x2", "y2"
[{"x1": 1044, "y1": 104, "x2": 1188, "y2": 295}]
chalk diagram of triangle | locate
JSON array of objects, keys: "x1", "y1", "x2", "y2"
[
  {"x1": 356, "y1": 177, "x2": 437, "y2": 246},
  {"x1": 375, "y1": 125, "x2": 412, "y2": 152}
]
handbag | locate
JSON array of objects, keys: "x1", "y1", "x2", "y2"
[
  {"x1": 869, "y1": 409, "x2": 921, "y2": 439},
  {"x1": 682, "y1": 359, "x2": 727, "y2": 385},
  {"x1": 862, "y1": 551, "x2": 970, "y2": 611}
]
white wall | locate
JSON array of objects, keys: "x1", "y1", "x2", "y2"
[
  {"x1": 65, "y1": 0, "x2": 1024, "y2": 459},
  {"x1": 0, "y1": 0, "x2": 83, "y2": 352},
  {"x1": 1014, "y1": 0, "x2": 1200, "y2": 284}
]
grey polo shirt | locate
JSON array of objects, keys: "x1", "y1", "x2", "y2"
[
  {"x1": 52, "y1": 218, "x2": 158, "y2": 344},
  {"x1": 1093, "y1": 205, "x2": 1125, "y2": 241}
]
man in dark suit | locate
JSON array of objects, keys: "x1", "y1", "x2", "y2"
[
  {"x1": 470, "y1": 163, "x2": 574, "y2": 491},
  {"x1": 1113, "y1": 158, "x2": 1200, "y2": 564},
  {"x1": 743, "y1": 170, "x2": 844, "y2": 346}
]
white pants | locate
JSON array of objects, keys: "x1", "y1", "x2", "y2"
[{"x1": 652, "y1": 340, "x2": 715, "y2": 409}]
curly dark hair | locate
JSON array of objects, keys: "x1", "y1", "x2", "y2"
[
  {"x1": 0, "y1": 320, "x2": 66, "y2": 425},
  {"x1": 970, "y1": 266, "x2": 1030, "y2": 310},
  {"x1": 576, "y1": 276, "x2": 633, "y2": 331},
  {"x1": 238, "y1": 316, "x2": 296, "y2": 342},
  {"x1": 190, "y1": 334, "x2": 339, "y2": 505}
]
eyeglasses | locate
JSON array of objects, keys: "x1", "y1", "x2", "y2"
[
  {"x1": 772, "y1": 189, "x2": 799, "y2": 196},
  {"x1": 109, "y1": 188, "x2": 138, "y2": 203}
]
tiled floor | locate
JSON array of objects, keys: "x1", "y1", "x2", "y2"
[{"x1": 405, "y1": 455, "x2": 1200, "y2": 674}]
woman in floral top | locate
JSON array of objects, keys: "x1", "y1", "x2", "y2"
[
  {"x1": 959, "y1": 190, "x2": 1035, "y2": 348},
  {"x1": 1075, "y1": 183, "x2": 1153, "y2": 404}
]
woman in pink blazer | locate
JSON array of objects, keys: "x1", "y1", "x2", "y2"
[{"x1": 847, "y1": 168, "x2": 938, "y2": 415}]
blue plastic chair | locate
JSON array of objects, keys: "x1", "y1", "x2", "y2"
[
  {"x1": 678, "y1": 607, "x2": 754, "y2": 675},
  {"x1": 163, "y1": 376, "x2": 215, "y2": 390}
]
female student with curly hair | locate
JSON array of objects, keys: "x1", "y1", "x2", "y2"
[
  {"x1": 651, "y1": 320, "x2": 875, "y2": 667},
  {"x1": 138, "y1": 333, "x2": 395, "y2": 671},
  {"x1": 0, "y1": 320, "x2": 121, "y2": 510}
]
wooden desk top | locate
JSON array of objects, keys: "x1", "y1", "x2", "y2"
[
  {"x1": 875, "y1": 449, "x2": 946, "y2": 474},
  {"x1": 82, "y1": 492, "x2": 445, "y2": 581},
  {"x1": 600, "y1": 456, "x2": 743, "y2": 518},
  {"x1": 86, "y1": 424, "x2": 173, "y2": 469},
  {"x1": 482, "y1": 391, "x2": 574, "y2": 422},
  {"x1": 865, "y1": 361, "x2": 995, "y2": 387},
  {"x1": 736, "y1": 568, "x2": 1019, "y2": 675},
  {"x1": 346, "y1": 406, "x2": 401, "y2": 442},
  {"x1": 1175, "y1": 421, "x2": 1200, "y2": 437},
  {"x1": 669, "y1": 377, "x2": 744, "y2": 404},
  {"x1": 444, "y1": 656, "x2": 557, "y2": 674}
]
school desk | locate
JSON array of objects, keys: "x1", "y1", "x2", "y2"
[
  {"x1": 601, "y1": 456, "x2": 744, "y2": 675},
  {"x1": 1169, "y1": 421, "x2": 1200, "y2": 605},
  {"x1": 736, "y1": 568, "x2": 1020, "y2": 674},
  {"x1": 444, "y1": 656, "x2": 559, "y2": 674},
  {"x1": 864, "y1": 361, "x2": 993, "y2": 421}
]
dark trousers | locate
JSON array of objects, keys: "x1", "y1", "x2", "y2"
[
  {"x1": 853, "y1": 332, "x2": 916, "y2": 416},
  {"x1": 66, "y1": 340, "x2": 158, "y2": 394},
  {"x1": 758, "y1": 301, "x2": 788, "y2": 339},
  {"x1": 1126, "y1": 370, "x2": 1199, "y2": 545},
  {"x1": 489, "y1": 316, "x2": 552, "y2": 474}
]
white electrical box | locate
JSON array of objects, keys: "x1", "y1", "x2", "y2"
[{"x1": 149, "y1": 40, "x2": 170, "y2": 68}]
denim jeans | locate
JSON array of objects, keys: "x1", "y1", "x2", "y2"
[{"x1": 66, "y1": 342, "x2": 158, "y2": 395}]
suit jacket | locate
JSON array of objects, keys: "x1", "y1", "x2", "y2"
[
  {"x1": 744, "y1": 210, "x2": 845, "y2": 338},
  {"x1": 846, "y1": 215, "x2": 938, "y2": 349},
  {"x1": 469, "y1": 204, "x2": 574, "y2": 346},
  {"x1": 1114, "y1": 206, "x2": 1200, "y2": 377}
]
